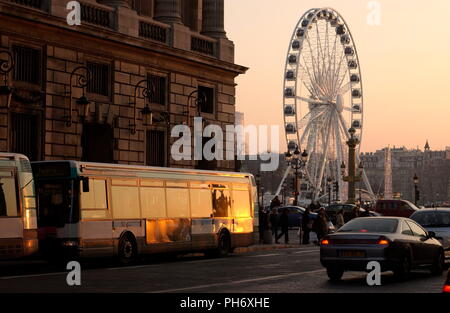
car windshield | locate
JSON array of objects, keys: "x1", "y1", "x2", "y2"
[
  {"x1": 411, "y1": 212, "x2": 450, "y2": 228},
  {"x1": 338, "y1": 218, "x2": 398, "y2": 233}
]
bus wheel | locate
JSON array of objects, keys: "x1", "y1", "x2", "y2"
[
  {"x1": 216, "y1": 232, "x2": 231, "y2": 257},
  {"x1": 118, "y1": 234, "x2": 137, "y2": 265}
]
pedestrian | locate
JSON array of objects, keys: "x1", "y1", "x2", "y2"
[
  {"x1": 276, "y1": 208, "x2": 289, "y2": 244},
  {"x1": 350, "y1": 206, "x2": 360, "y2": 220},
  {"x1": 301, "y1": 207, "x2": 312, "y2": 244},
  {"x1": 270, "y1": 195, "x2": 281, "y2": 209},
  {"x1": 269, "y1": 208, "x2": 278, "y2": 239},
  {"x1": 313, "y1": 207, "x2": 329, "y2": 243},
  {"x1": 336, "y1": 209, "x2": 345, "y2": 229}
]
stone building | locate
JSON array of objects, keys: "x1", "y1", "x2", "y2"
[
  {"x1": 0, "y1": 0, "x2": 247, "y2": 171},
  {"x1": 360, "y1": 143, "x2": 450, "y2": 205}
]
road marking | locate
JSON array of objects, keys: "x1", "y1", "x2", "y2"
[
  {"x1": 0, "y1": 271, "x2": 67, "y2": 280},
  {"x1": 148, "y1": 269, "x2": 326, "y2": 293},
  {"x1": 248, "y1": 253, "x2": 282, "y2": 258},
  {"x1": 293, "y1": 249, "x2": 319, "y2": 254}
]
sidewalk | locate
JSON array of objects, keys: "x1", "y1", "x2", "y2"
[{"x1": 234, "y1": 229, "x2": 319, "y2": 254}]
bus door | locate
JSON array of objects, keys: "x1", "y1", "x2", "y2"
[
  {"x1": 211, "y1": 185, "x2": 233, "y2": 234},
  {"x1": 0, "y1": 168, "x2": 22, "y2": 258},
  {"x1": 36, "y1": 179, "x2": 80, "y2": 256}
]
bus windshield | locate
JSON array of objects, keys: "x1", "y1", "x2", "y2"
[{"x1": 37, "y1": 180, "x2": 78, "y2": 227}]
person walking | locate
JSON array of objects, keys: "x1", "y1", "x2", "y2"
[
  {"x1": 270, "y1": 195, "x2": 281, "y2": 209},
  {"x1": 313, "y1": 207, "x2": 329, "y2": 243},
  {"x1": 350, "y1": 206, "x2": 360, "y2": 220},
  {"x1": 301, "y1": 207, "x2": 312, "y2": 244},
  {"x1": 336, "y1": 209, "x2": 345, "y2": 230},
  {"x1": 276, "y1": 208, "x2": 289, "y2": 244},
  {"x1": 269, "y1": 208, "x2": 279, "y2": 240}
]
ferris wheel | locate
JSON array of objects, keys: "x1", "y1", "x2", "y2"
[{"x1": 282, "y1": 8, "x2": 374, "y2": 201}]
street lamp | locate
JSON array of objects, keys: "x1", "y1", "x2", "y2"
[
  {"x1": 341, "y1": 128, "x2": 362, "y2": 204},
  {"x1": 67, "y1": 66, "x2": 91, "y2": 127},
  {"x1": 358, "y1": 162, "x2": 364, "y2": 205},
  {"x1": 0, "y1": 49, "x2": 14, "y2": 108},
  {"x1": 413, "y1": 174, "x2": 419, "y2": 206},
  {"x1": 185, "y1": 90, "x2": 207, "y2": 127},
  {"x1": 130, "y1": 79, "x2": 155, "y2": 134},
  {"x1": 285, "y1": 146, "x2": 308, "y2": 206}
]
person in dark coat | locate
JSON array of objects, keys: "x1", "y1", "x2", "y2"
[
  {"x1": 301, "y1": 207, "x2": 311, "y2": 244},
  {"x1": 313, "y1": 207, "x2": 329, "y2": 242},
  {"x1": 270, "y1": 195, "x2": 281, "y2": 209},
  {"x1": 276, "y1": 208, "x2": 289, "y2": 244},
  {"x1": 269, "y1": 208, "x2": 278, "y2": 239}
]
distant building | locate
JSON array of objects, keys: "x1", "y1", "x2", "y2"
[{"x1": 361, "y1": 142, "x2": 450, "y2": 205}]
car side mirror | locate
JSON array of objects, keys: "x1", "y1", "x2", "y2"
[
  {"x1": 82, "y1": 177, "x2": 90, "y2": 193},
  {"x1": 428, "y1": 231, "x2": 436, "y2": 239}
]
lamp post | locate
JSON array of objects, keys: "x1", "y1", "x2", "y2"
[
  {"x1": 130, "y1": 79, "x2": 155, "y2": 134},
  {"x1": 327, "y1": 177, "x2": 332, "y2": 206},
  {"x1": 413, "y1": 174, "x2": 419, "y2": 206},
  {"x1": 185, "y1": 90, "x2": 207, "y2": 127},
  {"x1": 67, "y1": 66, "x2": 91, "y2": 127},
  {"x1": 285, "y1": 147, "x2": 308, "y2": 206},
  {"x1": 0, "y1": 50, "x2": 14, "y2": 108},
  {"x1": 255, "y1": 172, "x2": 261, "y2": 208},
  {"x1": 341, "y1": 127, "x2": 361, "y2": 204}
]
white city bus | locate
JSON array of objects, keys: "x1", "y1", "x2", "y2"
[
  {"x1": 0, "y1": 153, "x2": 38, "y2": 259},
  {"x1": 32, "y1": 161, "x2": 257, "y2": 263}
]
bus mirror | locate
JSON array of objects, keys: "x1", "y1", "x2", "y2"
[{"x1": 82, "y1": 177, "x2": 90, "y2": 192}]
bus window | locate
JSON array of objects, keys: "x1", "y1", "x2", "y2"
[
  {"x1": 190, "y1": 188, "x2": 212, "y2": 218},
  {"x1": 140, "y1": 180, "x2": 164, "y2": 187},
  {"x1": 140, "y1": 187, "x2": 166, "y2": 218},
  {"x1": 0, "y1": 173, "x2": 18, "y2": 217},
  {"x1": 166, "y1": 188, "x2": 189, "y2": 218},
  {"x1": 232, "y1": 190, "x2": 251, "y2": 218},
  {"x1": 37, "y1": 181, "x2": 75, "y2": 227},
  {"x1": 212, "y1": 188, "x2": 231, "y2": 218},
  {"x1": 80, "y1": 179, "x2": 108, "y2": 219},
  {"x1": 111, "y1": 185, "x2": 140, "y2": 219}
]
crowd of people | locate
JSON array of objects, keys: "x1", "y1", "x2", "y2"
[{"x1": 258, "y1": 196, "x2": 368, "y2": 245}]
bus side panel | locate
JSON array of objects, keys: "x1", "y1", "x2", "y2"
[
  {"x1": 0, "y1": 218, "x2": 23, "y2": 258},
  {"x1": 231, "y1": 218, "x2": 254, "y2": 248},
  {"x1": 80, "y1": 220, "x2": 114, "y2": 257},
  {"x1": 143, "y1": 219, "x2": 191, "y2": 253},
  {"x1": 191, "y1": 218, "x2": 216, "y2": 250}
]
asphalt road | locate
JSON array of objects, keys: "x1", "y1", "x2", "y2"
[{"x1": 0, "y1": 246, "x2": 447, "y2": 293}]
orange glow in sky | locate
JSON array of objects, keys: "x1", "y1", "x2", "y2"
[{"x1": 225, "y1": 0, "x2": 450, "y2": 153}]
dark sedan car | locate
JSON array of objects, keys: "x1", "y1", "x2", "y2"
[
  {"x1": 276, "y1": 206, "x2": 317, "y2": 228},
  {"x1": 320, "y1": 217, "x2": 445, "y2": 281},
  {"x1": 325, "y1": 203, "x2": 379, "y2": 224},
  {"x1": 444, "y1": 270, "x2": 450, "y2": 293}
]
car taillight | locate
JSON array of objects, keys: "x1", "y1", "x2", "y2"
[
  {"x1": 321, "y1": 239, "x2": 330, "y2": 245},
  {"x1": 444, "y1": 285, "x2": 450, "y2": 293}
]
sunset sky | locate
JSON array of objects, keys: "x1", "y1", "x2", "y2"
[{"x1": 225, "y1": 0, "x2": 450, "y2": 153}]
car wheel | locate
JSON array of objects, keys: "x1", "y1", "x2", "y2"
[
  {"x1": 327, "y1": 267, "x2": 344, "y2": 281},
  {"x1": 394, "y1": 254, "x2": 411, "y2": 281},
  {"x1": 430, "y1": 250, "x2": 445, "y2": 276},
  {"x1": 118, "y1": 234, "x2": 137, "y2": 265}
]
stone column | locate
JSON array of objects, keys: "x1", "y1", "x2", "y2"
[
  {"x1": 97, "y1": 0, "x2": 130, "y2": 8},
  {"x1": 154, "y1": 0, "x2": 182, "y2": 24},
  {"x1": 201, "y1": 0, "x2": 226, "y2": 38}
]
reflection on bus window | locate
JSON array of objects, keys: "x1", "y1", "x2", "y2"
[
  {"x1": 212, "y1": 188, "x2": 231, "y2": 218},
  {"x1": 0, "y1": 175, "x2": 18, "y2": 217}
]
